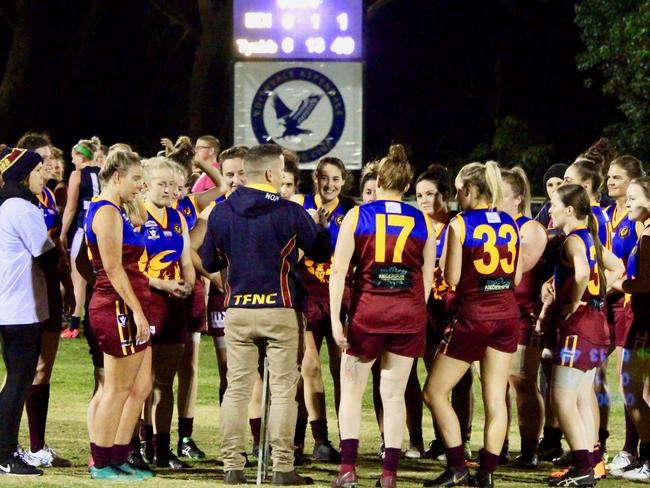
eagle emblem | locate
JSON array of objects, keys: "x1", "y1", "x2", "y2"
[{"x1": 272, "y1": 93, "x2": 323, "y2": 139}]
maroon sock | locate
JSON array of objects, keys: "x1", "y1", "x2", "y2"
[
  {"x1": 111, "y1": 444, "x2": 131, "y2": 465},
  {"x1": 479, "y1": 448, "x2": 499, "y2": 473},
  {"x1": 250, "y1": 417, "x2": 261, "y2": 445},
  {"x1": 91, "y1": 444, "x2": 113, "y2": 469},
  {"x1": 383, "y1": 447, "x2": 400, "y2": 476},
  {"x1": 310, "y1": 419, "x2": 328, "y2": 444},
  {"x1": 130, "y1": 436, "x2": 140, "y2": 452},
  {"x1": 446, "y1": 445, "x2": 466, "y2": 472},
  {"x1": 178, "y1": 417, "x2": 194, "y2": 440},
  {"x1": 154, "y1": 433, "x2": 170, "y2": 458},
  {"x1": 340, "y1": 438, "x2": 359, "y2": 466},
  {"x1": 25, "y1": 384, "x2": 50, "y2": 452},
  {"x1": 592, "y1": 445, "x2": 603, "y2": 466},
  {"x1": 573, "y1": 449, "x2": 591, "y2": 472},
  {"x1": 623, "y1": 408, "x2": 640, "y2": 456},
  {"x1": 542, "y1": 426, "x2": 563, "y2": 447}
]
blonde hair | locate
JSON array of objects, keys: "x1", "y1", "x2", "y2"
[
  {"x1": 500, "y1": 166, "x2": 532, "y2": 217},
  {"x1": 456, "y1": 160, "x2": 504, "y2": 208},
  {"x1": 108, "y1": 143, "x2": 133, "y2": 155},
  {"x1": 99, "y1": 150, "x2": 141, "y2": 185},
  {"x1": 142, "y1": 156, "x2": 177, "y2": 182},
  {"x1": 377, "y1": 144, "x2": 414, "y2": 193},
  {"x1": 74, "y1": 136, "x2": 101, "y2": 161}
]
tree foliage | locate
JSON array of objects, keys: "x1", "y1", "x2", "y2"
[{"x1": 575, "y1": 0, "x2": 650, "y2": 159}]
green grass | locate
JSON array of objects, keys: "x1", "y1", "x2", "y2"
[{"x1": 0, "y1": 338, "x2": 629, "y2": 486}]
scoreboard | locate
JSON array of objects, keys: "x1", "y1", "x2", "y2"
[{"x1": 233, "y1": 0, "x2": 363, "y2": 60}]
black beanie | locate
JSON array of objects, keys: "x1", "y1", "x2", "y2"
[
  {"x1": 543, "y1": 163, "x2": 568, "y2": 187},
  {"x1": 0, "y1": 147, "x2": 43, "y2": 182}
]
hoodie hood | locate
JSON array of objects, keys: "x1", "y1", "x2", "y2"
[{"x1": 226, "y1": 184, "x2": 281, "y2": 218}]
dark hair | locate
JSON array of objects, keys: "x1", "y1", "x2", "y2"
[
  {"x1": 501, "y1": 166, "x2": 532, "y2": 217},
  {"x1": 219, "y1": 145, "x2": 249, "y2": 163},
  {"x1": 282, "y1": 148, "x2": 300, "y2": 187},
  {"x1": 243, "y1": 144, "x2": 283, "y2": 167},
  {"x1": 377, "y1": 144, "x2": 413, "y2": 193},
  {"x1": 197, "y1": 135, "x2": 221, "y2": 153},
  {"x1": 16, "y1": 132, "x2": 51, "y2": 150},
  {"x1": 360, "y1": 160, "x2": 378, "y2": 192},
  {"x1": 570, "y1": 159, "x2": 603, "y2": 198},
  {"x1": 168, "y1": 136, "x2": 195, "y2": 175},
  {"x1": 556, "y1": 183, "x2": 606, "y2": 297},
  {"x1": 416, "y1": 163, "x2": 451, "y2": 200},
  {"x1": 578, "y1": 138, "x2": 616, "y2": 170},
  {"x1": 313, "y1": 157, "x2": 350, "y2": 193},
  {"x1": 610, "y1": 155, "x2": 645, "y2": 179}
]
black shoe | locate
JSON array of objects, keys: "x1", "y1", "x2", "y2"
[
  {"x1": 539, "y1": 443, "x2": 563, "y2": 462},
  {"x1": 424, "y1": 439, "x2": 446, "y2": 460},
  {"x1": 224, "y1": 469, "x2": 247, "y2": 485},
  {"x1": 178, "y1": 437, "x2": 206, "y2": 459},
  {"x1": 0, "y1": 453, "x2": 43, "y2": 476},
  {"x1": 469, "y1": 469, "x2": 493, "y2": 488},
  {"x1": 312, "y1": 441, "x2": 341, "y2": 462},
  {"x1": 499, "y1": 445, "x2": 510, "y2": 465},
  {"x1": 332, "y1": 469, "x2": 358, "y2": 488},
  {"x1": 549, "y1": 466, "x2": 595, "y2": 487},
  {"x1": 128, "y1": 450, "x2": 150, "y2": 470},
  {"x1": 141, "y1": 440, "x2": 154, "y2": 464},
  {"x1": 155, "y1": 451, "x2": 190, "y2": 469},
  {"x1": 423, "y1": 467, "x2": 470, "y2": 487},
  {"x1": 272, "y1": 470, "x2": 314, "y2": 485},
  {"x1": 514, "y1": 452, "x2": 539, "y2": 469},
  {"x1": 294, "y1": 446, "x2": 309, "y2": 466}
]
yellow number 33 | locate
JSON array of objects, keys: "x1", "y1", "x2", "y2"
[{"x1": 472, "y1": 224, "x2": 517, "y2": 275}]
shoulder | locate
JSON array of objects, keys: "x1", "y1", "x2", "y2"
[{"x1": 1, "y1": 198, "x2": 38, "y2": 218}]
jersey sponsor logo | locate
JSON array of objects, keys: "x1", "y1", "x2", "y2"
[
  {"x1": 481, "y1": 277, "x2": 512, "y2": 292},
  {"x1": 210, "y1": 311, "x2": 226, "y2": 329},
  {"x1": 371, "y1": 264, "x2": 413, "y2": 289},
  {"x1": 144, "y1": 220, "x2": 157, "y2": 227},
  {"x1": 250, "y1": 67, "x2": 345, "y2": 163},
  {"x1": 163, "y1": 230, "x2": 172, "y2": 237},
  {"x1": 233, "y1": 292, "x2": 279, "y2": 306}
]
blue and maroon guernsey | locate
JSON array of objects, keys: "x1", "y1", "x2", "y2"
[
  {"x1": 606, "y1": 205, "x2": 639, "y2": 265},
  {"x1": 84, "y1": 199, "x2": 150, "y2": 306},
  {"x1": 625, "y1": 232, "x2": 650, "y2": 332},
  {"x1": 38, "y1": 186, "x2": 62, "y2": 241},
  {"x1": 173, "y1": 195, "x2": 198, "y2": 231},
  {"x1": 348, "y1": 199, "x2": 431, "y2": 334},
  {"x1": 592, "y1": 204, "x2": 612, "y2": 250},
  {"x1": 453, "y1": 207, "x2": 520, "y2": 320},
  {"x1": 139, "y1": 205, "x2": 184, "y2": 281},
  {"x1": 296, "y1": 193, "x2": 356, "y2": 297},
  {"x1": 514, "y1": 215, "x2": 546, "y2": 316}
]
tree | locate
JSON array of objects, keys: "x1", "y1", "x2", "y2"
[{"x1": 575, "y1": 0, "x2": 650, "y2": 160}]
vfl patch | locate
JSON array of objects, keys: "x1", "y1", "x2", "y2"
[
  {"x1": 250, "y1": 67, "x2": 346, "y2": 163},
  {"x1": 147, "y1": 228, "x2": 159, "y2": 240},
  {"x1": 117, "y1": 314, "x2": 128, "y2": 328},
  {"x1": 371, "y1": 264, "x2": 412, "y2": 289}
]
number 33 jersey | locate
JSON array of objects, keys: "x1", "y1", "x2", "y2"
[
  {"x1": 349, "y1": 199, "x2": 432, "y2": 334},
  {"x1": 453, "y1": 207, "x2": 521, "y2": 320}
]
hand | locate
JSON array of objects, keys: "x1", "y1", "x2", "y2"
[
  {"x1": 165, "y1": 279, "x2": 191, "y2": 298},
  {"x1": 62, "y1": 287, "x2": 76, "y2": 316},
  {"x1": 541, "y1": 281, "x2": 554, "y2": 305},
  {"x1": 133, "y1": 310, "x2": 150, "y2": 345},
  {"x1": 160, "y1": 138, "x2": 174, "y2": 153},
  {"x1": 316, "y1": 207, "x2": 330, "y2": 226},
  {"x1": 176, "y1": 279, "x2": 193, "y2": 297},
  {"x1": 60, "y1": 234, "x2": 68, "y2": 251},
  {"x1": 331, "y1": 318, "x2": 349, "y2": 350},
  {"x1": 560, "y1": 300, "x2": 584, "y2": 319}
]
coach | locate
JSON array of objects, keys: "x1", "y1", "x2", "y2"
[{"x1": 200, "y1": 144, "x2": 332, "y2": 485}]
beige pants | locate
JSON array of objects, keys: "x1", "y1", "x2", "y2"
[{"x1": 221, "y1": 307, "x2": 303, "y2": 473}]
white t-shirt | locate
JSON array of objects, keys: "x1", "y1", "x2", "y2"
[{"x1": 0, "y1": 197, "x2": 55, "y2": 325}]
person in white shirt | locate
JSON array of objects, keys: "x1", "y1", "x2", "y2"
[{"x1": 0, "y1": 147, "x2": 60, "y2": 477}]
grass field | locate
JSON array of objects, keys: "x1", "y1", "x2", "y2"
[{"x1": 0, "y1": 337, "x2": 630, "y2": 487}]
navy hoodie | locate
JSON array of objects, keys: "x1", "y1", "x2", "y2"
[{"x1": 200, "y1": 184, "x2": 332, "y2": 311}]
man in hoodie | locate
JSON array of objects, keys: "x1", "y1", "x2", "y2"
[{"x1": 200, "y1": 143, "x2": 332, "y2": 485}]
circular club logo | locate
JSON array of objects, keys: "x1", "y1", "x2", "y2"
[{"x1": 251, "y1": 67, "x2": 346, "y2": 163}]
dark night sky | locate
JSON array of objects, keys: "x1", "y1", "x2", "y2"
[{"x1": 0, "y1": 0, "x2": 619, "y2": 190}]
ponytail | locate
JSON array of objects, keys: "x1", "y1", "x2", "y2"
[
  {"x1": 501, "y1": 166, "x2": 532, "y2": 217},
  {"x1": 484, "y1": 161, "x2": 504, "y2": 209},
  {"x1": 587, "y1": 213, "x2": 606, "y2": 298}
]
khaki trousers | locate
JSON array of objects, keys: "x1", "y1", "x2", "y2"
[{"x1": 221, "y1": 307, "x2": 303, "y2": 473}]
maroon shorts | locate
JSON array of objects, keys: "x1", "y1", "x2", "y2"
[
  {"x1": 607, "y1": 297, "x2": 632, "y2": 348},
  {"x1": 85, "y1": 314, "x2": 104, "y2": 368},
  {"x1": 346, "y1": 325, "x2": 425, "y2": 360},
  {"x1": 148, "y1": 291, "x2": 188, "y2": 345},
  {"x1": 89, "y1": 296, "x2": 150, "y2": 357},
  {"x1": 305, "y1": 294, "x2": 349, "y2": 343},
  {"x1": 206, "y1": 289, "x2": 226, "y2": 337},
  {"x1": 439, "y1": 316, "x2": 519, "y2": 362},
  {"x1": 426, "y1": 298, "x2": 448, "y2": 346},
  {"x1": 517, "y1": 314, "x2": 545, "y2": 348},
  {"x1": 41, "y1": 276, "x2": 63, "y2": 333},
  {"x1": 186, "y1": 279, "x2": 207, "y2": 333},
  {"x1": 554, "y1": 333, "x2": 607, "y2": 372}
]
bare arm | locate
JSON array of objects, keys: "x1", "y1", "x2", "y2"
[
  {"x1": 443, "y1": 219, "x2": 463, "y2": 287},
  {"x1": 192, "y1": 160, "x2": 225, "y2": 211},
  {"x1": 60, "y1": 170, "x2": 81, "y2": 248},
  {"x1": 562, "y1": 236, "x2": 590, "y2": 317},
  {"x1": 329, "y1": 209, "x2": 356, "y2": 349},
  {"x1": 602, "y1": 246, "x2": 625, "y2": 293},
  {"x1": 421, "y1": 228, "x2": 435, "y2": 303},
  {"x1": 520, "y1": 221, "x2": 548, "y2": 273}
]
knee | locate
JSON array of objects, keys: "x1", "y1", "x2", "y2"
[
  {"x1": 301, "y1": 354, "x2": 322, "y2": 379},
  {"x1": 131, "y1": 380, "x2": 153, "y2": 404},
  {"x1": 423, "y1": 384, "x2": 446, "y2": 409}
]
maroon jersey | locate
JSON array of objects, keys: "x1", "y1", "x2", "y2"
[
  {"x1": 348, "y1": 200, "x2": 431, "y2": 334},
  {"x1": 452, "y1": 207, "x2": 520, "y2": 320},
  {"x1": 513, "y1": 215, "x2": 546, "y2": 316}
]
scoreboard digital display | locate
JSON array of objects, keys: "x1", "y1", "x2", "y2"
[{"x1": 233, "y1": 0, "x2": 363, "y2": 60}]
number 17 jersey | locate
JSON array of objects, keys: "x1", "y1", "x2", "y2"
[
  {"x1": 453, "y1": 207, "x2": 520, "y2": 320},
  {"x1": 349, "y1": 199, "x2": 432, "y2": 334}
]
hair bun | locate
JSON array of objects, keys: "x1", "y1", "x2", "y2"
[{"x1": 387, "y1": 144, "x2": 408, "y2": 163}]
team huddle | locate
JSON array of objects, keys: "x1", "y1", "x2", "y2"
[{"x1": 0, "y1": 133, "x2": 648, "y2": 488}]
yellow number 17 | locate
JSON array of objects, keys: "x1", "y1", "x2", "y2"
[{"x1": 375, "y1": 214, "x2": 415, "y2": 263}]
